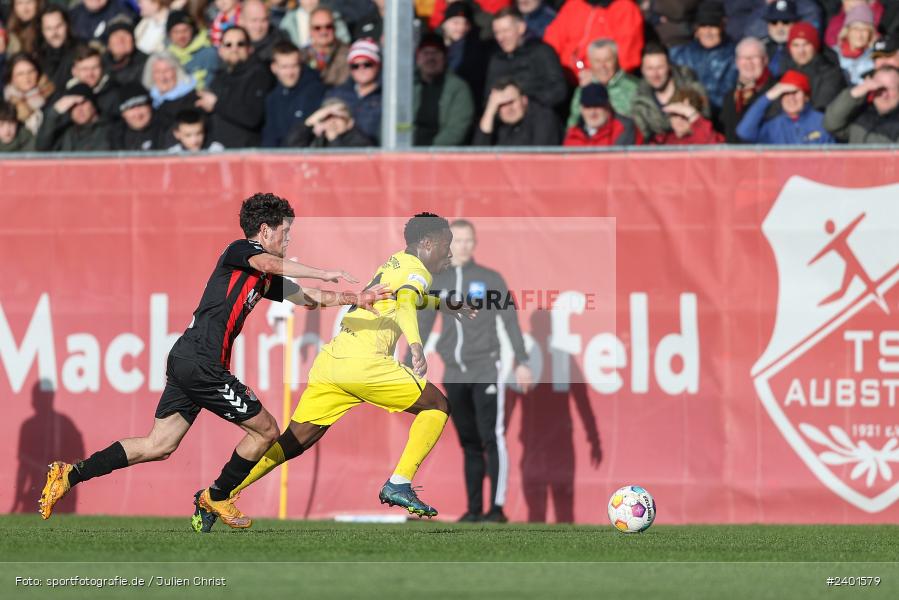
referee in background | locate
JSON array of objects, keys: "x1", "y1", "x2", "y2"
[{"x1": 418, "y1": 219, "x2": 533, "y2": 523}]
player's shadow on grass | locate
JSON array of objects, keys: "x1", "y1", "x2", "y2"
[
  {"x1": 506, "y1": 310, "x2": 602, "y2": 523},
  {"x1": 10, "y1": 379, "x2": 84, "y2": 514}
]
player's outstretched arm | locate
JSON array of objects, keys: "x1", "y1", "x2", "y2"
[
  {"x1": 249, "y1": 254, "x2": 359, "y2": 283},
  {"x1": 287, "y1": 284, "x2": 391, "y2": 313}
]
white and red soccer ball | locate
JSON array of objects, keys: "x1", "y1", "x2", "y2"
[{"x1": 608, "y1": 485, "x2": 656, "y2": 533}]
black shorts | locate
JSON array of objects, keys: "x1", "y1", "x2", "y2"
[{"x1": 155, "y1": 354, "x2": 263, "y2": 425}]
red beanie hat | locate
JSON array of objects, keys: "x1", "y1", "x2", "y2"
[
  {"x1": 788, "y1": 22, "x2": 820, "y2": 52},
  {"x1": 779, "y1": 70, "x2": 812, "y2": 96}
]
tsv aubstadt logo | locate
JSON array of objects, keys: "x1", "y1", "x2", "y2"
[{"x1": 753, "y1": 177, "x2": 899, "y2": 513}]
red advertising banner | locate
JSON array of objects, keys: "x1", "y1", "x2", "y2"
[{"x1": 2, "y1": 150, "x2": 899, "y2": 524}]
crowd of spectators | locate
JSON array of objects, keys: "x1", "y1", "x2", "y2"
[{"x1": 1, "y1": 0, "x2": 898, "y2": 152}]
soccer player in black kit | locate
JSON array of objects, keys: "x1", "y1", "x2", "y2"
[{"x1": 38, "y1": 193, "x2": 389, "y2": 523}]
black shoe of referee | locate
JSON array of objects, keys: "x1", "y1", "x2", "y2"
[
  {"x1": 483, "y1": 507, "x2": 508, "y2": 523},
  {"x1": 457, "y1": 511, "x2": 482, "y2": 523}
]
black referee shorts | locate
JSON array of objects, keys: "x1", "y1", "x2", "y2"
[{"x1": 155, "y1": 354, "x2": 262, "y2": 424}]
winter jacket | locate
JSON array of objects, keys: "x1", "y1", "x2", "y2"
[
  {"x1": 824, "y1": 88, "x2": 899, "y2": 143},
  {"x1": 725, "y1": 0, "x2": 822, "y2": 42},
  {"x1": 646, "y1": 0, "x2": 701, "y2": 48},
  {"x1": 631, "y1": 64, "x2": 709, "y2": 137},
  {"x1": 207, "y1": 60, "x2": 276, "y2": 148},
  {"x1": 110, "y1": 117, "x2": 167, "y2": 151},
  {"x1": 720, "y1": 75, "x2": 775, "y2": 143},
  {"x1": 763, "y1": 38, "x2": 789, "y2": 77},
  {"x1": 669, "y1": 40, "x2": 738, "y2": 111},
  {"x1": 103, "y1": 50, "x2": 148, "y2": 88},
  {"x1": 418, "y1": 258, "x2": 529, "y2": 384},
  {"x1": 652, "y1": 117, "x2": 724, "y2": 146},
  {"x1": 35, "y1": 108, "x2": 113, "y2": 152},
  {"x1": 652, "y1": 116, "x2": 725, "y2": 145},
  {"x1": 736, "y1": 95, "x2": 834, "y2": 144},
  {"x1": 324, "y1": 0, "x2": 372, "y2": 32},
  {"x1": 568, "y1": 70, "x2": 640, "y2": 126},
  {"x1": 563, "y1": 114, "x2": 642, "y2": 146},
  {"x1": 544, "y1": 0, "x2": 644, "y2": 79},
  {"x1": 262, "y1": 68, "x2": 327, "y2": 147},
  {"x1": 52, "y1": 75, "x2": 121, "y2": 122},
  {"x1": 446, "y1": 30, "x2": 493, "y2": 109},
  {"x1": 484, "y1": 38, "x2": 568, "y2": 109},
  {"x1": 782, "y1": 50, "x2": 847, "y2": 112},
  {"x1": 523, "y1": 4, "x2": 557, "y2": 40},
  {"x1": 283, "y1": 123, "x2": 373, "y2": 147},
  {"x1": 151, "y1": 79, "x2": 196, "y2": 110},
  {"x1": 69, "y1": 0, "x2": 135, "y2": 43},
  {"x1": 40, "y1": 44, "x2": 76, "y2": 92},
  {"x1": 301, "y1": 42, "x2": 350, "y2": 88},
  {"x1": 168, "y1": 31, "x2": 220, "y2": 91},
  {"x1": 326, "y1": 80, "x2": 382, "y2": 144},
  {"x1": 413, "y1": 70, "x2": 475, "y2": 146},
  {"x1": 3, "y1": 77, "x2": 54, "y2": 135},
  {"x1": 472, "y1": 100, "x2": 561, "y2": 146},
  {"x1": 0, "y1": 126, "x2": 36, "y2": 152},
  {"x1": 883, "y1": 2, "x2": 899, "y2": 36},
  {"x1": 135, "y1": 12, "x2": 169, "y2": 55},
  {"x1": 252, "y1": 28, "x2": 291, "y2": 66},
  {"x1": 834, "y1": 45, "x2": 875, "y2": 86}
]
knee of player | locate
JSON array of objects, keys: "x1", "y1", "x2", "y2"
[
  {"x1": 262, "y1": 429, "x2": 279, "y2": 447},
  {"x1": 433, "y1": 394, "x2": 450, "y2": 415},
  {"x1": 260, "y1": 419, "x2": 280, "y2": 446},
  {"x1": 151, "y1": 443, "x2": 179, "y2": 461}
]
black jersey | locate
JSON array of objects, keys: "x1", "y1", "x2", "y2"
[{"x1": 170, "y1": 239, "x2": 300, "y2": 368}]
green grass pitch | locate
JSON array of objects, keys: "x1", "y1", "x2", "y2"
[{"x1": 1, "y1": 515, "x2": 898, "y2": 599}]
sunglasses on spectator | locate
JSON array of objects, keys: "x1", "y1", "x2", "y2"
[
  {"x1": 313, "y1": 23, "x2": 335, "y2": 31},
  {"x1": 772, "y1": 20, "x2": 792, "y2": 26},
  {"x1": 350, "y1": 61, "x2": 376, "y2": 70},
  {"x1": 223, "y1": 40, "x2": 249, "y2": 48}
]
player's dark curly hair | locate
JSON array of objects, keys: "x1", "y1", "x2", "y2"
[
  {"x1": 404, "y1": 212, "x2": 450, "y2": 246},
  {"x1": 239, "y1": 193, "x2": 295, "y2": 237}
]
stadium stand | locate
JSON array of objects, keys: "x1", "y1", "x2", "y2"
[{"x1": 0, "y1": 0, "x2": 898, "y2": 152}]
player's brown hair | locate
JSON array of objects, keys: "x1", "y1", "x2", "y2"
[{"x1": 239, "y1": 193, "x2": 295, "y2": 237}]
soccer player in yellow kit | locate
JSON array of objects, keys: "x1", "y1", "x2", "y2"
[{"x1": 195, "y1": 213, "x2": 466, "y2": 530}]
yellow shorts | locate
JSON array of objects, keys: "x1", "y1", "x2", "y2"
[{"x1": 291, "y1": 350, "x2": 426, "y2": 426}]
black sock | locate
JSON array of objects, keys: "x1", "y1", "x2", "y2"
[
  {"x1": 68, "y1": 442, "x2": 128, "y2": 487},
  {"x1": 278, "y1": 427, "x2": 306, "y2": 461},
  {"x1": 209, "y1": 451, "x2": 257, "y2": 501}
]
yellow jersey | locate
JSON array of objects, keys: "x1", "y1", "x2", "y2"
[{"x1": 324, "y1": 251, "x2": 432, "y2": 358}]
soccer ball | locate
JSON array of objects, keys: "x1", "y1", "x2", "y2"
[{"x1": 608, "y1": 485, "x2": 656, "y2": 533}]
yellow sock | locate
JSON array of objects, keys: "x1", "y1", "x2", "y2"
[
  {"x1": 230, "y1": 442, "x2": 286, "y2": 498},
  {"x1": 393, "y1": 409, "x2": 448, "y2": 481}
]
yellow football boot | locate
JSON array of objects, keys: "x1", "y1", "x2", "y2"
[
  {"x1": 39, "y1": 461, "x2": 73, "y2": 520},
  {"x1": 197, "y1": 488, "x2": 252, "y2": 529}
]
